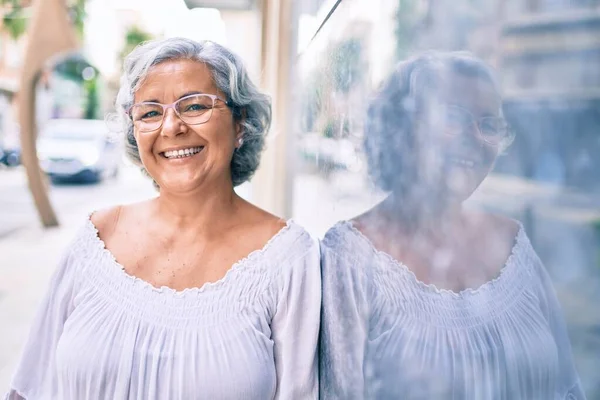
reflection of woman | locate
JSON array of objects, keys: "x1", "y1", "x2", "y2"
[
  {"x1": 319, "y1": 52, "x2": 585, "y2": 399},
  {"x1": 8, "y1": 38, "x2": 320, "y2": 400}
]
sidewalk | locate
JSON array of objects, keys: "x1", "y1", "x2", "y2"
[
  {"x1": 0, "y1": 212, "x2": 85, "y2": 390},
  {"x1": 0, "y1": 166, "x2": 156, "y2": 390},
  {"x1": 0, "y1": 167, "x2": 39, "y2": 239}
]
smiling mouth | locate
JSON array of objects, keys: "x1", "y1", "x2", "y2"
[
  {"x1": 160, "y1": 146, "x2": 204, "y2": 159},
  {"x1": 447, "y1": 156, "x2": 477, "y2": 169}
]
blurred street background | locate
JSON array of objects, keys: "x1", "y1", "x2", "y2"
[{"x1": 1, "y1": 0, "x2": 600, "y2": 396}]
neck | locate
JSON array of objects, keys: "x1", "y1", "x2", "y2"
[
  {"x1": 381, "y1": 190, "x2": 464, "y2": 237},
  {"x1": 153, "y1": 176, "x2": 241, "y2": 234}
]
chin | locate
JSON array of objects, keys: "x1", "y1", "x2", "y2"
[
  {"x1": 446, "y1": 187, "x2": 477, "y2": 205},
  {"x1": 445, "y1": 168, "x2": 488, "y2": 200},
  {"x1": 442, "y1": 182, "x2": 479, "y2": 206},
  {"x1": 153, "y1": 168, "x2": 203, "y2": 188},
  {"x1": 155, "y1": 177, "x2": 201, "y2": 194}
]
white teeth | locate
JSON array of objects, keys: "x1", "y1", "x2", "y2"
[
  {"x1": 163, "y1": 147, "x2": 203, "y2": 159},
  {"x1": 450, "y1": 157, "x2": 475, "y2": 168}
]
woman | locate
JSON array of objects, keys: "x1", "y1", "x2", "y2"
[
  {"x1": 7, "y1": 38, "x2": 320, "y2": 400},
  {"x1": 319, "y1": 52, "x2": 585, "y2": 399}
]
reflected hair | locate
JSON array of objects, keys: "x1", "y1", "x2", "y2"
[
  {"x1": 364, "y1": 51, "x2": 506, "y2": 192},
  {"x1": 112, "y1": 37, "x2": 272, "y2": 187}
]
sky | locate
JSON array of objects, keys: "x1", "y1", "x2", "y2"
[{"x1": 83, "y1": 0, "x2": 227, "y2": 77}]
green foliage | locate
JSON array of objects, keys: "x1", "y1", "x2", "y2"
[
  {"x1": 68, "y1": 0, "x2": 87, "y2": 39},
  {"x1": 1, "y1": 0, "x2": 87, "y2": 40},
  {"x1": 1, "y1": 0, "x2": 28, "y2": 40},
  {"x1": 83, "y1": 77, "x2": 99, "y2": 119},
  {"x1": 300, "y1": 37, "x2": 363, "y2": 138},
  {"x1": 53, "y1": 55, "x2": 101, "y2": 119},
  {"x1": 119, "y1": 25, "x2": 153, "y2": 64},
  {"x1": 299, "y1": 71, "x2": 326, "y2": 133},
  {"x1": 325, "y1": 38, "x2": 363, "y2": 94},
  {"x1": 54, "y1": 56, "x2": 96, "y2": 82},
  {"x1": 593, "y1": 219, "x2": 600, "y2": 233},
  {"x1": 322, "y1": 117, "x2": 350, "y2": 139},
  {"x1": 393, "y1": 0, "x2": 420, "y2": 60}
]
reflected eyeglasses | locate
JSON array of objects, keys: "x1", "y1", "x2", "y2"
[
  {"x1": 425, "y1": 104, "x2": 513, "y2": 146},
  {"x1": 127, "y1": 93, "x2": 232, "y2": 132}
]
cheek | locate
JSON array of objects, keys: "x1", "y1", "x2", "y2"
[
  {"x1": 422, "y1": 139, "x2": 448, "y2": 169},
  {"x1": 481, "y1": 145, "x2": 500, "y2": 170},
  {"x1": 134, "y1": 132, "x2": 158, "y2": 161},
  {"x1": 202, "y1": 119, "x2": 237, "y2": 151}
]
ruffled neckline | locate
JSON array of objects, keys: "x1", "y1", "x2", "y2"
[
  {"x1": 84, "y1": 213, "x2": 296, "y2": 297},
  {"x1": 338, "y1": 219, "x2": 526, "y2": 300}
]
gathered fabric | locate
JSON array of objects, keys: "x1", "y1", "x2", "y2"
[
  {"x1": 7, "y1": 216, "x2": 321, "y2": 400},
  {"x1": 319, "y1": 221, "x2": 586, "y2": 400}
]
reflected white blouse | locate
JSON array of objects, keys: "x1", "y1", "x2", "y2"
[
  {"x1": 7, "y1": 216, "x2": 321, "y2": 400},
  {"x1": 319, "y1": 221, "x2": 586, "y2": 400}
]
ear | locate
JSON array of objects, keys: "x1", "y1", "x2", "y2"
[
  {"x1": 234, "y1": 108, "x2": 247, "y2": 148},
  {"x1": 235, "y1": 121, "x2": 244, "y2": 140}
]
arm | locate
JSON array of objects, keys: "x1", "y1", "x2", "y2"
[
  {"x1": 271, "y1": 238, "x2": 321, "y2": 399},
  {"x1": 5, "y1": 246, "x2": 78, "y2": 400},
  {"x1": 319, "y1": 244, "x2": 369, "y2": 400},
  {"x1": 533, "y1": 258, "x2": 586, "y2": 399}
]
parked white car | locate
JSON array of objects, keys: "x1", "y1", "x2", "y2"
[{"x1": 37, "y1": 119, "x2": 122, "y2": 183}]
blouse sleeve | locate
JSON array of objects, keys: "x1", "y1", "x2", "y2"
[
  {"x1": 6, "y1": 246, "x2": 78, "y2": 400},
  {"x1": 271, "y1": 237, "x2": 321, "y2": 399},
  {"x1": 319, "y1": 240, "x2": 370, "y2": 400},
  {"x1": 533, "y1": 255, "x2": 587, "y2": 399}
]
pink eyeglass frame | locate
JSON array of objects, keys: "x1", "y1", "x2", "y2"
[{"x1": 126, "y1": 93, "x2": 232, "y2": 122}]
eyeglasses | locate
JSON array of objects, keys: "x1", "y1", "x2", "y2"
[
  {"x1": 127, "y1": 93, "x2": 231, "y2": 132},
  {"x1": 426, "y1": 104, "x2": 513, "y2": 146}
]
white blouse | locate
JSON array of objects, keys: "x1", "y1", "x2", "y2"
[
  {"x1": 319, "y1": 221, "x2": 586, "y2": 399},
  {"x1": 7, "y1": 216, "x2": 321, "y2": 400}
]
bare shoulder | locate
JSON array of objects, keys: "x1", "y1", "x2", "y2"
[
  {"x1": 90, "y1": 206, "x2": 122, "y2": 242},
  {"x1": 90, "y1": 201, "x2": 151, "y2": 242},
  {"x1": 236, "y1": 201, "x2": 289, "y2": 244},
  {"x1": 247, "y1": 207, "x2": 288, "y2": 238},
  {"x1": 486, "y1": 212, "x2": 521, "y2": 238},
  {"x1": 349, "y1": 207, "x2": 381, "y2": 232},
  {"x1": 469, "y1": 210, "x2": 521, "y2": 243}
]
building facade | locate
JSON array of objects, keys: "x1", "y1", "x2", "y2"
[{"x1": 498, "y1": 1, "x2": 600, "y2": 191}]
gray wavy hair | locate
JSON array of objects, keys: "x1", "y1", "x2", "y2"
[{"x1": 112, "y1": 37, "x2": 272, "y2": 187}]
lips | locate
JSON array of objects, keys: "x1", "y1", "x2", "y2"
[
  {"x1": 160, "y1": 146, "x2": 204, "y2": 159},
  {"x1": 447, "y1": 155, "x2": 478, "y2": 169}
]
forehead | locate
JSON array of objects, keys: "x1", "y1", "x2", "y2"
[
  {"x1": 434, "y1": 71, "x2": 501, "y2": 117},
  {"x1": 135, "y1": 59, "x2": 217, "y2": 100}
]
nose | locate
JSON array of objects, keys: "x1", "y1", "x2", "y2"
[
  {"x1": 160, "y1": 107, "x2": 185, "y2": 137},
  {"x1": 462, "y1": 118, "x2": 484, "y2": 144}
]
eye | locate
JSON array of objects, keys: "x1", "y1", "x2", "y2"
[
  {"x1": 184, "y1": 103, "x2": 209, "y2": 112},
  {"x1": 480, "y1": 118, "x2": 505, "y2": 137},
  {"x1": 131, "y1": 104, "x2": 162, "y2": 121},
  {"x1": 441, "y1": 107, "x2": 471, "y2": 133},
  {"x1": 140, "y1": 110, "x2": 161, "y2": 119}
]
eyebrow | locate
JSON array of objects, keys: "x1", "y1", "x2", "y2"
[
  {"x1": 178, "y1": 91, "x2": 205, "y2": 99},
  {"x1": 138, "y1": 91, "x2": 206, "y2": 104}
]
